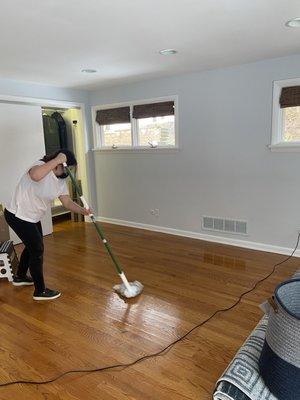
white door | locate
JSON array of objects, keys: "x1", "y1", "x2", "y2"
[{"x1": 0, "y1": 102, "x2": 53, "y2": 243}]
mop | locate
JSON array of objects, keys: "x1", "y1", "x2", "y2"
[{"x1": 63, "y1": 162, "x2": 143, "y2": 299}]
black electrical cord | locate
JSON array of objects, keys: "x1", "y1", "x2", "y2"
[{"x1": 1, "y1": 233, "x2": 299, "y2": 388}]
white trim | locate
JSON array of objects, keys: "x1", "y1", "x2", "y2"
[
  {"x1": 95, "y1": 216, "x2": 300, "y2": 257},
  {"x1": 91, "y1": 95, "x2": 179, "y2": 151},
  {"x1": 92, "y1": 147, "x2": 180, "y2": 154},
  {"x1": 271, "y1": 77, "x2": 300, "y2": 150},
  {"x1": 269, "y1": 143, "x2": 300, "y2": 152},
  {"x1": 131, "y1": 104, "x2": 138, "y2": 147},
  {"x1": 99, "y1": 125, "x2": 105, "y2": 147},
  {"x1": 91, "y1": 105, "x2": 98, "y2": 148},
  {"x1": 0, "y1": 94, "x2": 82, "y2": 109}
]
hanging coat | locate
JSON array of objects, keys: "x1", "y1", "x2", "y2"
[{"x1": 51, "y1": 112, "x2": 68, "y2": 149}]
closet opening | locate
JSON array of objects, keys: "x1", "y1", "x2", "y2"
[{"x1": 41, "y1": 106, "x2": 88, "y2": 222}]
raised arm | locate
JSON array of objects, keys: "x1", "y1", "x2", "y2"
[{"x1": 29, "y1": 153, "x2": 67, "y2": 182}]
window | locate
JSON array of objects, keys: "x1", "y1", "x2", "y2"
[
  {"x1": 95, "y1": 106, "x2": 132, "y2": 148},
  {"x1": 93, "y1": 97, "x2": 177, "y2": 150},
  {"x1": 271, "y1": 80, "x2": 300, "y2": 151},
  {"x1": 282, "y1": 107, "x2": 300, "y2": 142},
  {"x1": 137, "y1": 116, "x2": 175, "y2": 147},
  {"x1": 102, "y1": 123, "x2": 132, "y2": 147}
]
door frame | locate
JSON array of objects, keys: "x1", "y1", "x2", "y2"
[{"x1": 0, "y1": 94, "x2": 92, "y2": 217}]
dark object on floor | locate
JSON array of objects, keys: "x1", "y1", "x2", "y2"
[
  {"x1": 214, "y1": 269, "x2": 300, "y2": 400},
  {"x1": 259, "y1": 279, "x2": 300, "y2": 400}
]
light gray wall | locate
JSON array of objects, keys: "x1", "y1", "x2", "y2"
[
  {"x1": 88, "y1": 54, "x2": 300, "y2": 249},
  {"x1": 2, "y1": 58, "x2": 300, "y2": 249}
]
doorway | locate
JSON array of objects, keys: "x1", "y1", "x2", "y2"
[
  {"x1": 0, "y1": 94, "x2": 90, "y2": 244},
  {"x1": 41, "y1": 106, "x2": 88, "y2": 221}
]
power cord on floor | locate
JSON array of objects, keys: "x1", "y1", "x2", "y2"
[{"x1": 1, "y1": 233, "x2": 299, "y2": 388}]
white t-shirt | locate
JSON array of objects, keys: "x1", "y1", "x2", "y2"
[{"x1": 7, "y1": 161, "x2": 69, "y2": 223}]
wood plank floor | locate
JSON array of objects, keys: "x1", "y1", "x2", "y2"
[{"x1": 0, "y1": 220, "x2": 299, "y2": 400}]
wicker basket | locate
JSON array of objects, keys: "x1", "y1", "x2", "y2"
[{"x1": 259, "y1": 278, "x2": 300, "y2": 400}]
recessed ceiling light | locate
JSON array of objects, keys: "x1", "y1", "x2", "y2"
[
  {"x1": 81, "y1": 69, "x2": 97, "y2": 73},
  {"x1": 285, "y1": 18, "x2": 300, "y2": 27},
  {"x1": 159, "y1": 49, "x2": 178, "y2": 55}
]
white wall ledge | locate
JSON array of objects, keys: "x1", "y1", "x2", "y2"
[
  {"x1": 92, "y1": 147, "x2": 180, "y2": 154},
  {"x1": 268, "y1": 143, "x2": 300, "y2": 152}
]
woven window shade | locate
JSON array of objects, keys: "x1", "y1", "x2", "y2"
[
  {"x1": 132, "y1": 101, "x2": 174, "y2": 119},
  {"x1": 279, "y1": 86, "x2": 300, "y2": 108},
  {"x1": 96, "y1": 107, "x2": 130, "y2": 125}
]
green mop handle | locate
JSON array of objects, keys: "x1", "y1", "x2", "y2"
[{"x1": 63, "y1": 163, "x2": 123, "y2": 276}]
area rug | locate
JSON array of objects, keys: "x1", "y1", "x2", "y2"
[{"x1": 213, "y1": 268, "x2": 300, "y2": 400}]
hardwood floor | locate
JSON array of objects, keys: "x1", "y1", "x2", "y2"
[{"x1": 0, "y1": 220, "x2": 299, "y2": 400}]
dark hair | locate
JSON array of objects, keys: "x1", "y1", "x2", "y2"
[{"x1": 41, "y1": 149, "x2": 77, "y2": 166}]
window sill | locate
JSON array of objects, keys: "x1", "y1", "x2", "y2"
[
  {"x1": 268, "y1": 143, "x2": 300, "y2": 152},
  {"x1": 92, "y1": 147, "x2": 180, "y2": 154}
]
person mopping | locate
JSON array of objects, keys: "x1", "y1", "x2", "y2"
[{"x1": 4, "y1": 149, "x2": 90, "y2": 301}]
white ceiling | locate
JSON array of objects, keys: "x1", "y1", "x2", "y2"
[{"x1": 1, "y1": 0, "x2": 300, "y2": 90}]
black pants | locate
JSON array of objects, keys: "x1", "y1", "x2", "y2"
[{"x1": 4, "y1": 209, "x2": 45, "y2": 292}]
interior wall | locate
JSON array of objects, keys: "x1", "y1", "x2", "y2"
[
  {"x1": 0, "y1": 103, "x2": 53, "y2": 242},
  {"x1": 88, "y1": 53, "x2": 300, "y2": 251}
]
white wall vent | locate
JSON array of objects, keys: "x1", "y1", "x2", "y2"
[{"x1": 202, "y1": 216, "x2": 247, "y2": 235}]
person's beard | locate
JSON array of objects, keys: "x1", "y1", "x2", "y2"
[{"x1": 57, "y1": 172, "x2": 68, "y2": 179}]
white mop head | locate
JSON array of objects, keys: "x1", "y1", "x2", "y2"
[{"x1": 113, "y1": 280, "x2": 144, "y2": 298}]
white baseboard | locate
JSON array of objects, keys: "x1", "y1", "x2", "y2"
[{"x1": 94, "y1": 216, "x2": 300, "y2": 258}]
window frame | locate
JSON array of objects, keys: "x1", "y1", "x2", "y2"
[
  {"x1": 270, "y1": 78, "x2": 300, "y2": 152},
  {"x1": 92, "y1": 96, "x2": 179, "y2": 152},
  {"x1": 100, "y1": 120, "x2": 133, "y2": 149}
]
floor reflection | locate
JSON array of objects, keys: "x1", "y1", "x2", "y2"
[{"x1": 202, "y1": 252, "x2": 246, "y2": 268}]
